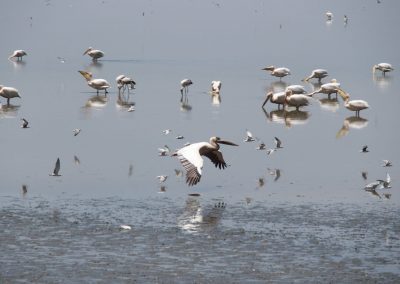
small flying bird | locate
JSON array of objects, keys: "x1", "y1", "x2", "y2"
[
  {"x1": 83, "y1": 47, "x2": 104, "y2": 61},
  {"x1": 0, "y1": 85, "x2": 21, "y2": 105},
  {"x1": 211, "y1": 81, "x2": 222, "y2": 93},
  {"x1": 377, "y1": 173, "x2": 391, "y2": 189},
  {"x1": 262, "y1": 66, "x2": 291, "y2": 79},
  {"x1": 158, "y1": 145, "x2": 170, "y2": 156},
  {"x1": 372, "y1": 63, "x2": 394, "y2": 76},
  {"x1": 74, "y1": 155, "x2": 80, "y2": 165},
  {"x1": 303, "y1": 69, "x2": 328, "y2": 82},
  {"x1": 244, "y1": 130, "x2": 256, "y2": 142},
  {"x1": 176, "y1": 135, "x2": 184, "y2": 139},
  {"x1": 180, "y1": 79, "x2": 193, "y2": 94},
  {"x1": 57, "y1": 56, "x2": 66, "y2": 63},
  {"x1": 326, "y1": 11, "x2": 333, "y2": 20},
  {"x1": 266, "y1": 148, "x2": 276, "y2": 155},
  {"x1": 174, "y1": 169, "x2": 183, "y2": 177},
  {"x1": 49, "y1": 158, "x2": 61, "y2": 176},
  {"x1": 73, "y1": 128, "x2": 81, "y2": 136},
  {"x1": 274, "y1": 137, "x2": 283, "y2": 148},
  {"x1": 268, "y1": 168, "x2": 281, "y2": 181},
  {"x1": 163, "y1": 129, "x2": 172, "y2": 135},
  {"x1": 127, "y1": 105, "x2": 135, "y2": 112},
  {"x1": 172, "y1": 136, "x2": 238, "y2": 186},
  {"x1": 119, "y1": 225, "x2": 132, "y2": 231},
  {"x1": 159, "y1": 185, "x2": 167, "y2": 193},
  {"x1": 257, "y1": 178, "x2": 265, "y2": 188},
  {"x1": 156, "y1": 175, "x2": 168, "y2": 183},
  {"x1": 9, "y1": 50, "x2": 27, "y2": 61},
  {"x1": 78, "y1": 71, "x2": 110, "y2": 95},
  {"x1": 361, "y1": 171, "x2": 368, "y2": 180},
  {"x1": 21, "y1": 118, "x2": 29, "y2": 128},
  {"x1": 360, "y1": 145, "x2": 369, "y2": 153},
  {"x1": 382, "y1": 160, "x2": 392, "y2": 167},
  {"x1": 256, "y1": 142, "x2": 266, "y2": 150}
]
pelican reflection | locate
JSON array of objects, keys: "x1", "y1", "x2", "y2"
[
  {"x1": 116, "y1": 92, "x2": 135, "y2": 111},
  {"x1": 0, "y1": 104, "x2": 20, "y2": 118},
  {"x1": 336, "y1": 116, "x2": 368, "y2": 139},
  {"x1": 270, "y1": 80, "x2": 288, "y2": 92},
  {"x1": 262, "y1": 108, "x2": 286, "y2": 125},
  {"x1": 84, "y1": 94, "x2": 108, "y2": 108},
  {"x1": 9, "y1": 60, "x2": 26, "y2": 70},
  {"x1": 180, "y1": 92, "x2": 192, "y2": 112},
  {"x1": 373, "y1": 74, "x2": 392, "y2": 90},
  {"x1": 178, "y1": 197, "x2": 226, "y2": 234},
  {"x1": 210, "y1": 91, "x2": 221, "y2": 105},
  {"x1": 318, "y1": 97, "x2": 339, "y2": 112},
  {"x1": 284, "y1": 109, "x2": 310, "y2": 128}
]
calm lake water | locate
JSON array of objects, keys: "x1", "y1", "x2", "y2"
[{"x1": 1, "y1": 0, "x2": 399, "y2": 282}]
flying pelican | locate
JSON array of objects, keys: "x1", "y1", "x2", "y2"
[
  {"x1": 83, "y1": 47, "x2": 104, "y2": 61},
  {"x1": 284, "y1": 90, "x2": 311, "y2": 110},
  {"x1": 286, "y1": 85, "x2": 307, "y2": 94},
  {"x1": 244, "y1": 130, "x2": 256, "y2": 142},
  {"x1": 49, "y1": 158, "x2": 61, "y2": 176},
  {"x1": 372, "y1": 63, "x2": 394, "y2": 76},
  {"x1": 0, "y1": 85, "x2": 21, "y2": 105},
  {"x1": 172, "y1": 136, "x2": 238, "y2": 186},
  {"x1": 180, "y1": 79, "x2": 193, "y2": 94},
  {"x1": 211, "y1": 81, "x2": 222, "y2": 93},
  {"x1": 262, "y1": 66, "x2": 291, "y2": 79},
  {"x1": 337, "y1": 88, "x2": 369, "y2": 117},
  {"x1": 116, "y1": 75, "x2": 136, "y2": 91},
  {"x1": 303, "y1": 69, "x2": 328, "y2": 82},
  {"x1": 382, "y1": 160, "x2": 392, "y2": 167},
  {"x1": 9, "y1": 50, "x2": 27, "y2": 61},
  {"x1": 78, "y1": 71, "x2": 110, "y2": 95},
  {"x1": 309, "y1": 79, "x2": 340, "y2": 97},
  {"x1": 262, "y1": 91, "x2": 286, "y2": 109},
  {"x1": 21, "y1": 118, "x2": 29, "y2": 128}
]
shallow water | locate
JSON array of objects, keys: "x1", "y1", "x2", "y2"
[{"x1": 1, "y1": 0, "x2": 399, "y2": 282}]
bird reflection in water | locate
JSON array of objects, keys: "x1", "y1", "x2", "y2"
[
  {"x1": 84, "y1": 94, "x2": 108, "y2": 108},
  {"x1": 0, "y1": 104, "x2": 20, "y2": 118},
  {"x1": 178, "y1": 197, "x2": 226, "y2": 234},
  {"x1": 269, "y1": 80, "x2": 287, "y2": 92},
  {"x1": 116, "y1": 92, "x2": 135, "y2": 111},
  {"x1": 262, "y1": 107, "x2": 310, "y2": 127},
  {"x1": 180, "y1": 91, "x2": 192, "y2": 112},
  {"x1": 336, "y1": 116, "x2": 368, "y2": 139},
  {"x1": 210, "y1": 91, "x2": 221, "y2": 105},
  {"x1": 372, "y1": 73, "x2": 392, "y2": 90},
  {"x1": 74, "y1": 155, "x2": 80, "y2": 166},
  {"x1": 318, "y1": 97, "x2": 339, "y2": 113},
  {"x1": 9, "y1": 60, "x2": 26, "y2": 70}
]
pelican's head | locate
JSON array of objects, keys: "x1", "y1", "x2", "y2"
[
  {"x1": 211, "y1": 136, "x2": 239, "y2": 146},
  {"x1": 83, "y1": 47, "x2": 94, "y2": 55},
  {"x1": 337, "y1": 88, "x2": 350, "y2": 101},
  {"x1": 78, "y1": 70, "x2": 93, "y2": 81},
  {"x1": 262, "y1": 65, "x2": 275, "y2": 72},
  {"x1": 372, "y1": 64, "x2": 379, "y2": 73}
]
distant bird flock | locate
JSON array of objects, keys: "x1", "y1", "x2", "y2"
[{"x1": 2, "y1": 33, "x2": 395, "y2": 197}]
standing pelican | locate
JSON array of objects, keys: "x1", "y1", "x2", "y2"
[
  {"x1": 372, "y1": 63, "x2": 394, "y2": 76},
  {"x1": 303, "y1": 69, "x2": 328, "y2": 82},
  {"x1": 83, "y1": 47, "x2": 104, "y2": 61},
  {"x1": 262, "y1": 66, "x2": 291, "y2": 79},
  {"x1": 309, "y1": 79, "x2": 340, "y2": 97},
  {"x1": 172, "y1": 137, "x2": 238, "y2": 186},
  {"x1": 284, "y1": 90, "x2": 311, "y2": 110},
  {"x1": 0, "y1": 85, "x2": 21, "y2": 105},
  {"x1": 286, "y1": 85, "x2": 307, "y2": 94},
  {"x1": 116, "y1": 75, "x2": 136, "y2": 91},
  {"x1": 211, "y1": 81, "x2": 222, "y2": 93},
  {"x1": 9, "y1": 50, "x2": 27, "y2": 61},
  {"x1": 337, "y1": 88, "x2": 369, "y2": 117},
  {"x1": 180, "y1": 79, "x2": 193, "y2": 94},
  {"x1": 78, "y1": 71, "x2": 110, "y2": 94},
  {"x1": 262, "y1": 91, "x2": 286, "y2": 109}
]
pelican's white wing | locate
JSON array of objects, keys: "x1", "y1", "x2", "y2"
[
  {"x1": 177, "y1": 142, "x2": 206, "y2": 186},
  {"x1": 90, "y1": 79, "x2": 110, "y2": 89}
]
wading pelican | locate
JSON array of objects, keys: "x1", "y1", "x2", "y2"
[
  {"x1": 284, "y1": 90, "x2": 311, "y2": 110},
  {"x1": 337, "y1": 88, "x2": 369, "y2": 117},
  {"x1": 78, "y1": 71, "x2": 110, "y2": 95},
  {"x1": 372, "y1": 63, "x2": 394, "y2": 76},
  {"x1": 303, "y1": 69, "x2": 328, "y2": 82},
  {"x1": 172, "y1": 136, "x2": 238, "y2": 186},
  {"x1": 262, "y1": 66, "x2": 291, "y2": 79},
  {"x1": 49, "y1": 158, "x2": 61, "y2": 176},
  {"x1": 262, "y1": 91, "x2": 286, "y2": 109},
  {"x1": 116, "y1": 75, "x2": 136, "y2": 91},
  {"x1": 21, "y1": 118, "x2": 29, "y2": 128},
  {"x1": 0, "y1": 85, "x2": 21, "y2": 105},
  {"x1": 211, "y1": 81, "x2": 222, "y2": 93},
  {"x1": 180, "y1": 79, "x2": 193, "y2": 94},
  {"x1": 9, "y1": 50, "x2": 27, "y2": 61},
  {"x1": 83, "y1": 47, "x2": 104, "y2": 61},
  {"x1": 309, "y1": 79, "x2": 340, "y2": 97},
  {"x1": 286, "y1": 85, "x2": 307, "y2": 94}
]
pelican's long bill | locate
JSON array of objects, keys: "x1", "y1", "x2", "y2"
[{"x1": 216, "y1": 140, "x2": 239, "y2": 146}]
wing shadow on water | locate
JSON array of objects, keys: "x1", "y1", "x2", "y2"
[
  {"x1": 336, "y1": 116, "x2": 368, "y2": 139},
  {"x1": 0, "y1": 104, "x2": 21, "y2": 118},
  {"x1": 178, "y1": 196, "x2": 226, "y2": 234}
]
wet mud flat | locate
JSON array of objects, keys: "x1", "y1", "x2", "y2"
[{"x1": 1, "y1": 196, "x2": 399, "y2": 283}]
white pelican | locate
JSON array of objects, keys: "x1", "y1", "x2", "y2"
[
  {"x1": 116, "y1": 75, "x2": 136, "y2": 91},
  {"x1": 73, "y1": 129, "x2": 81, "y2": 136},
  {"x1": 0, "y1": 85, "x2": 21, "y2": 105},
  {"x1": 21, "y1": 118, "x2": 29, "y2": 128},
  {"x1": 9, "y1": 50, "x2": 27, "y2": 61},
  {"x1": 382, "y1": 160, "x2": 392, "y2": 167},
  {"x1": 336, "y1": 116, "x2": 368, "y2": 138},
  {"x1": 211, "y1": 81, "x2": 222, "y2": 93},
  {"x1": 172, "y1": 136, "x2": 238, "y2": 186},
  {"x1": 284, "y1": 90, "x2": 311, "y2": 110},
  {"x1": 337, "y1": 88, "x2": 369, "y2": 117},
  {"x1": 49, "y1": 158, "x2": 61, "y2": 176},
  {"x1": 303, "y1": 69, "x2": 328, "y2": 82},
  {"x1": 286, "y1": 85, "x2": 307, "y2": 94},
  {"x1": 83, "y1": 47, "x2": 104, "y2": 61},
  {"x1": 360, "y1": 145, "x2": 369, "y2": 153},
  {"x1": 78, "y1": 71, "x2": 110, "y2": 95},
  {"x1": 372, "y1": 63, "x2": 394, "y2": 76},
  {"x1": 326, "y1": 11, "x2": 333, "y2": 20},
  {"x1": 309, "y1": 79, "x2": 340, "y2": 97},
  {"x1": 262, "y1": 91, "x2": 286, "y2": 109},
  {"x1": 180, "y1": 79, "x2": 193, "y2": 94},
  {"x1": 262, "y1": 66, "x2": 291, "y2": 79},
  {"x1": 244, "y1": 129, "x2": 256, "y2": 142}
]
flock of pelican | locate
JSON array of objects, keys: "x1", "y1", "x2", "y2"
[{"x1": 2, "y1": 46, "x2": 395, "y2": 193}]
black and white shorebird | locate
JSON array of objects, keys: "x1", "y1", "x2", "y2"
[
  {"x1": 156, "y1": 175, "x2": 168, "y2": 183},
  {"x1": 382, "y1": 160, "x2": 392, "y2": 167},
  {"x1": 21, "y1": 118, "x2": 29, "y2": 128},
  {"x1": 180, "y1": 79, "x2": 193, "y2": 94},
  {"x1": 73, "y1": 128, "x2": 81, "y2": 136},
  {"x1": 172, "y1": 136, "x2": 238, "y2": 186},
  {"x1": 158, "y1": 145, "x2": 170, "y2": 156},
  {"x1": 274, "y1": 137, "x2": 283, "y2": 149},
  {"x1": 244, "y1": 130, "x2": 256, "y2": 142},
  {"x1": 360, "y1": 145, "x2": 369, "y2": 153},
  {"x1": 49, "y1": 158, "x2": 61, "y2": 176}
]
